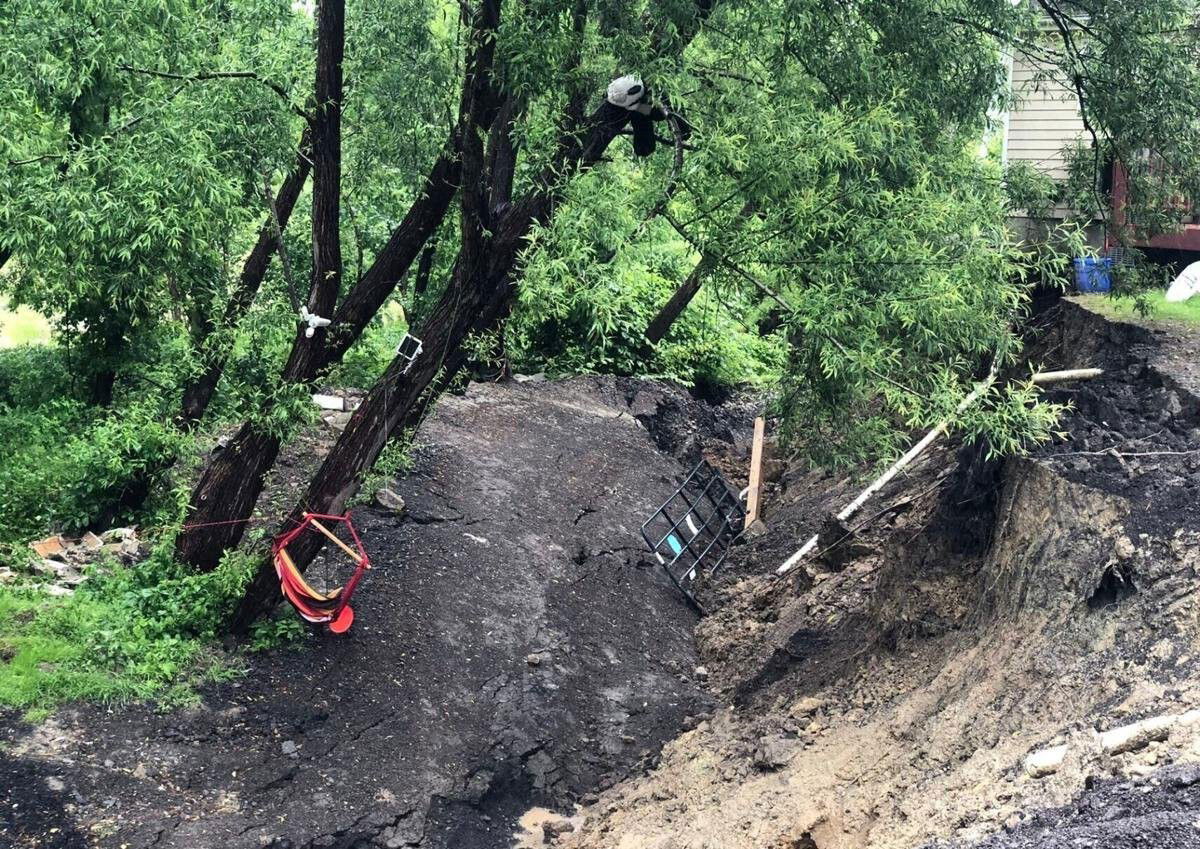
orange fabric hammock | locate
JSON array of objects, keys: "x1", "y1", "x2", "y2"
[{"x1": 272, "y1": 512, "x2": 370, "y2": 634}]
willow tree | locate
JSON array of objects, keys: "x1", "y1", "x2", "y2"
[
  {"x1": 0, "y1": 0, "x2": 308, "y2": 407},
  {"x1": 136, "y1": 0, "x2": 1200, "y2": 622}
]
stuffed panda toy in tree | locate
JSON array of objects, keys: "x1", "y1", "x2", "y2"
[{"x1": 607, "y1": 75, "x2": 671, "y2": 157}]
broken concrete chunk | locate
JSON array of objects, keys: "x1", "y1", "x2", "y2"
[
  {"x1": 30, "y1": 535, "x2": 66, "y2": 559},
  {"x1": 79, "y1": 532, "x2": 103, "y2": 551},
  {"x1": 99, "y1": 527, "x2": 136, "y2": 544},
  {"x1": 312, "y1": 393, "x2": 345, "y2": 411},
  {"x1": 374, "y1": 488, "x2": 406, "y2": 513},
  {"x1": 526, "y1": 654, "x2": 543, "y2": 666},
  {"x1": 752, "y1": 736, "x2": 794, "y2": 771},
  {"x1": 325, "y1": 411, "x2": 353, "y2": 431}
]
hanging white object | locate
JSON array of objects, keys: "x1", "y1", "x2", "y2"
[
  {"x1": 396, "y1": 333, "x2": 423, "y2": 375},
  {"x1": 299, "y1": 306, "x2": 332, "y2": 339},
  {"x1": 1166, "y1": 261, "x2": 1200, "y2": 303}
]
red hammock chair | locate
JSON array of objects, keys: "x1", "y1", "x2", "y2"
[{"x1": 272, "y1": 512, "x2": 371, "y2": 634}]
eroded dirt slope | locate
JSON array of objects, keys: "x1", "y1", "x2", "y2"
[
  {"x1": 0, "y1": 376, "x2": 747, "y2": 849},
  {"x1": 562, "y1": 300, "x2": 1200, "y2": 849}
]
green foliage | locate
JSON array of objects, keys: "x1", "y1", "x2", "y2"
[
  {"x1": 0, "y1": 0, "x2": 307, "y2": 396},
  {"x1": 355, "y1": 428, "x2": 417, "y2": 506},
  {"x1": 0, "y1": 543, "x2": 257, "y2": 713},
  {"x1": 329, "y1": 303, "x2": 412, "y2": 389},
  {"x1": 1028, "y1": 2, "x2": 1200, "y2": 246},
  {"x1": 511, "y1": 164, "x2": 783, "y2": 386},
  {"x1": 1004, "y1": 161, "x2": 1060, "y2": 221},
  {"x1": 0, "y1": 348, "x2": 188, "y2": 546}
]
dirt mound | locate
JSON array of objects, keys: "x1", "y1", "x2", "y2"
[
  {"x1": 562, "y1": 301, "x2": 1200, "y2": 849},
  {"x1": 0, "y1": 376, "x2": 746, "y2": 849}
]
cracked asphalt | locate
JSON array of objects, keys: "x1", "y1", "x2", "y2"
[{"x1": 1, "y1": 376, "x2": 728, "y2": 849}]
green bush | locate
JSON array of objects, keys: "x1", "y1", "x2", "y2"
[
  {"x1": 509, "y1": 168, "x2": 782, "y2": 390},
  {"x1": 0, "y1": 398, "x2": 187, "y2": 546},
  {"x1": 0, "y1": 344, "x2": 75, "y2": 408},
  {"x1": 0, "y1": 543, "x2": 258, "y2": 713}
]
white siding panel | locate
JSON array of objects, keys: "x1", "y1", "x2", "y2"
[{"x1": 1006, "y1": 54, "x2": 1085, "y2": 180}]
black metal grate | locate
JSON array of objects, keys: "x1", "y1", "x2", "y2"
[{"x1": 640, "y1": 459, "x2": 745, "y2": 604}]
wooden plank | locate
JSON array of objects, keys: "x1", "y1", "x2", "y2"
[
  {"x1": 745, "y1": 417, "x2": 766, "y2": 528},
  {"x1": 308, "y1": 516, "x2": 365, "y2": 564}
]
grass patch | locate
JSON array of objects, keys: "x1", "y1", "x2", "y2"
[
  {"x1": 1079, "y1": 291, "x2": 1200, "y2": 324},
  {"x1": 0, "y1": 297, "x2": 53, "y2": 348},
  {"x1": 0, "y1": 545, "x2": 303, "y2": 718}
]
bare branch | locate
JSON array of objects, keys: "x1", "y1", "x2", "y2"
[{"x1": 117, "y1": 64, "x2": 309, "y2": 121}]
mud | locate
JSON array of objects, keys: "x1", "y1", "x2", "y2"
[
  {"x1": 4, "y1": 300, "x2": 1198, "y2": 849},
  {"x1": 562, "y1": 298, "x2": 1200, "y2": 849},
  {"x1": 0, "y1": 376, "x2": 746, "y2": 849}
]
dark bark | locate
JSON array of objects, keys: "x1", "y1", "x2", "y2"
[
  {"x1": 487, "y1": 97, "x2": 518, "y2": 213},
  {"x1": 644, "y1": 253, "x2": 718, "y2": 344},
  {"x1": 87, "y1": 365, "x2": 119, "y2": 407},
  {"x1": 176, "y1": 0, "x2": 344, "y2": 570},
  {"x1": 321, "y1": 140, "x2": 462, "y2": 366},
  {"x1": 643, "y1": 201, "x2": 755, "y2": 344},
  {"x1": 180, "y1": 129, "x2": 313, "y2": 426},
  {"x1": 84, "y1": 321, "x2": 127, "y2": 407},
  {"x1": 176, "y1": 0, "x2": 476, "y2": 569},
  {"x1": 414, "y1": 239, "x2": 436, "y2": 296},
  {"x1": 174, "y1": 141, "x2": 460, "y2": 570},
  {"x1": 0, "y1": 248, "x2": 9, "y2": 273},
  {"x1": 231, "y1": 101, "x2": 638, "y2": 628}
]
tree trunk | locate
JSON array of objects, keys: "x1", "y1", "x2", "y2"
[
  {"x1": 84, "y1": 321, "x2": 127, "y2": 407},
  {"x1": 230, "y1": 103, "x2": 637, "y2": 628},
  {"x1": 87, "y1": 366, "x2": 119, "y2": 407},
  {"x1": 321, "y1": 140, "x2": 462, "y2": 366},
  {"x1": 644, "y1": 200, "x2": 756, "y2": 344},
  {"x1": 413, "y1": 239, "x2": 436, "y2": 297},
  {"x1": 176, "y1": 0, "x2": 344, "y2": 570},
  {"x1": 180, "y1": 129, "x2": 313, "y2": 426},
  {"x1": 231, "y1": 0, "x2": 725, "y2": 628},
  {"x1": 174, "y1": 1, "x2": 496, "y2": 568},
  {"x1": 644, "y1": 253, "x2": 719, "y2": 344},
  {"x1": 0, "y1": 248, "x2": 9, "y2": 273}
]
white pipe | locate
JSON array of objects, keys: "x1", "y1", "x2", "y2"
[
  {"x1": 777, "y1": 364, "x2": 1000, "y2": 576},
  {"x1": 1031, "y1": 368, "x2": 1103, "y2": 385},
  {"x1": 1023, "y1": 709, "x2": 1200, "y2": 778},
  {"x1": 1024, "y1": 745, "x2": 1068, "y2": 778}
]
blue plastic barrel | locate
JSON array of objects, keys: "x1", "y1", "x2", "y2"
[{"x1": 1074, "y1": 257, "x2": 1113, "y2": 293}]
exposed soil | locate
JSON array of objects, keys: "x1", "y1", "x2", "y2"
[
  {"x1": 4, "y1": 300, "x2": 1198, "y2": 849},
  {"x1": 561, "y1": 298, "x2": 1200, "y2": 849},
  {"x1": 0, "y1": 376, "x2": 749, "y2": 849}
]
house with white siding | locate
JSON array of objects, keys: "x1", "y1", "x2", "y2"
[{"x1": 1005, "y1": 49, "x2": 1200, "y2": 254}]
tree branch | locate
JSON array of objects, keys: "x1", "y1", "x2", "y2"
[{"x1": 117, "y1": 64, "x2": 309, "y2": 121}]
